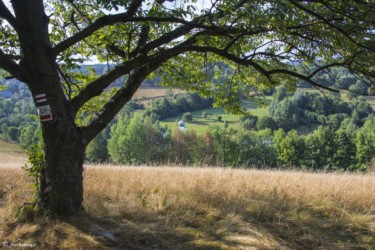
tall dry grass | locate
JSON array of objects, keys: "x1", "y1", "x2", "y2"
[
  {"x1": 0, "y1": 152, "x2": 26, "y2": 168},
  {"x1": 1, "y1": 164, "x2": 375, "y2": 249}
]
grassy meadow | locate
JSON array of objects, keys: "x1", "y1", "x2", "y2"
[
  {"x1": 133, "y1": 87, "x2": 183, "y2": 105},
  {"x1": 130, "y1": 86, "x2": 375, "y2": 135},
  {"x1": 160, "y1": 99, "x2": 271, "y2": 134},
  {"x1": 0, "y1": 142, "x2": 375, "y2": 249}
]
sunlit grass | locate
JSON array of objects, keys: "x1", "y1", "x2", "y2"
[
  {"x1": 160, "y1": 98, "x2": 271, "y2": 134},
  {"x1": 1, "y1": 159, "x2": 374, "y2": 249}
]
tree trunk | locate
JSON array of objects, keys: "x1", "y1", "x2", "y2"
[
  {"x1": 39, "y1": 126, "x2": 86, "y2": 215},
  {"x1": 10, "y1": 0, "x2": 87, "y2": 216}
]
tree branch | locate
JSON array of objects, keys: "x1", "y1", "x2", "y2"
[
  {"x1": 0, "y1": 0, "x2": 18, "y2": 31},
  {"x1": 80, "y1": 37, "x2": 197, "y2": 142},
  {"x1": 81, "y1": 64, "x2": 158, "y2": 143},
  {"x1": 0, "y1": 48, "x2": 22, "y2": 79},
  {"x1": 69, "y1": 55, "x2": 151, "y2": 116},
  {"x1": 52, "y1": 13, "x2": 192, "y2": 56},
  {"x1": 129, "y1": 25, "x2": 150, "y2": 58},
  {"x1": 289, "y1": 0, "x2": 374, "y2": 52},
  {"x1": 125, "y1": 0, "x2": 144, "y2": 17},
  {"x1": 53, "y1": 13, "x2": 131, "y2": 56},
  {"x1": 187, "y1": 45, "x2": 339, "y2": 92}
]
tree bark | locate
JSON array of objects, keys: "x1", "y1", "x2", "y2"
[{"x1": 40, "y1": 127, "x2": 86, "y2": 215}]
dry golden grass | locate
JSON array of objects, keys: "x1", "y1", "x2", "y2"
[
  {"x1": 1, "y1": 163, "x2": 375, "y2": 249},
  {"x1": 0, "y1": 152, "x2": 26, "y2": 168},
  {"x1": 132, "y1": 87, "x2": 183, "y2": 100}
]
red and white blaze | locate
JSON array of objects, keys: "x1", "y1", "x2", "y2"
[
  {"x1": 34, "y1": 93, "x2": 53, "y2": 122},
  {"x1": 37, "y1": 105, "x2": 53, "y2": 122},
  {"x1": 35, "y1": 93, "x2": 48, "y2": 103}
]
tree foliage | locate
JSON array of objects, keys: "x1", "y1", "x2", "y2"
[
  {"x1": 269, "y1": 87, "x2": 374, "y2": 131},
  {"x1": 1, "y1": 0, "x2": 374, "y2": 121}
]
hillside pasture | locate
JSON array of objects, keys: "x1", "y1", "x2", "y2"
[
  {"x1": 160, "y1": 98, "x2": 271, "y2": 134},
  {"x1": 132, "y1": 87, "x2": 183, "y2": 104}
]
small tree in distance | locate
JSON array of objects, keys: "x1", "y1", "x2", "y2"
[
  {"x1": 183, "y1": 112, "x2": 193, "y2": 122},
  {"x1": 0, "y1": 0, "x2": 373, "y2": 215}
]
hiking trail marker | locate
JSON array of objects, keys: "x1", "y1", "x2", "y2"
[{"x1": 34, "y1": 93, "x2": 53, "y2": 122}]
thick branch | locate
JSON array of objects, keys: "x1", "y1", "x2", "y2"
[
  {"x1": 70, "y1": 55, "x2": 151, "y2": 115},
  {"x1": 0, "y1": 0, "x2": 18, "y2": 31},
  {"x1": 81, "y1": 38, "x2": 196, "y2": 142},
  {"x1": 106, "y1": 44, "x2": 127, "y2": 58},
  {"x1": 130, "y1": 25, "x2": 150, "y2": 57},
  {"x1": 0, "y1": 48, "x2": 22, "y2": 79},
  {"x1": 71, "y1": 32, "x2": 198, "y2": 118},
  {"x1": 126, "y1": 0, "x2": 144, "y2": 17},
  {"x1": 53, "y1": 14, "x2": 131, "y2": 55},
  {"x1": 82, "y1": 65, "x2": 157, "y2": 142},
  {"x1": 137, "y1": 24, "x2": 195, "y2": 55},
  {"x1": 52, "y1": 15, "x2": 190, "y2": 56}
]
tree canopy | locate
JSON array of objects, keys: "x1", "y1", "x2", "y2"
[{"x1": 1, "y1": 1, "x2": 374, "y2": 127}]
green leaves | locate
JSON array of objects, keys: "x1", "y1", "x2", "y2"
[
  {"x1": 1, "y1": 0, "x2": 373, "y2": 137},
  {"x1": 23, "y1": 143, "x2": 44, "y2": 195}
]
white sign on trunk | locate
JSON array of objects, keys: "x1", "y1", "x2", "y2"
[{"x1": 37, "y1": 104, "x2": 53, "y2": 122}]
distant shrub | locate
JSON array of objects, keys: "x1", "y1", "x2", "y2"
[
  {"x1": 217, "y1": 116, "x2": 222, "y2": 122},
  {"x1": 256, "y1": 116, "x2": 278, "y2": 131},
  {"x1": 183, "y1": 112, "x2": 193, "y2": 122},
  {"x1": 201, "y1": 111, "x2": 208, "y2": 118},
  {"x1": 240, "y1": 114, "x2": 258, "y2": 130}
]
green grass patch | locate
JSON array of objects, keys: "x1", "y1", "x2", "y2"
[{"x1": 160, "y1": 98, "x2": 271, "y2": 134}]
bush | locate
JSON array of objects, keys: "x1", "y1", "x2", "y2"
[
  {"x1": 218, "y1": 116, "x2": 222, "y2": 122},
  {"x1": 240, "y1": 114, "x2": 258, "y2": 130},
  {"x1": 256, "y1": 116, "x2": 278, "y2": 131},
  {"x1": 201, "y1": 111, "x2": 208, "y2": 118},
  {"x1": 183, "y1": 112, "x2": 193, "y2": 122}
]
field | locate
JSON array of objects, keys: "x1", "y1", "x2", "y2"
[
  {"x1": 160, "y1": 99, "x2": 271, "y2": 134},
  {"x1": 141, "y1": 86, "x2": 375, "y2": 135},
  {"x1": 130, "y1": 86, "x2": 272, "y2": 133},
  {"x1": 133, "y1": 86, "x2": 183, "y2": 104},
  {"x1": 0, "y1": 143, "x2": 375, "y2": 249}
]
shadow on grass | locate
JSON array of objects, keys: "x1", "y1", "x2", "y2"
[
  {"x1": 188, "y1": 120, "x2": 210, "y2": 126},
  {"x1": 65, "y1": 210, "x2": 238, "y2": 249},
  {"x1": 65, "y1": 191, "x2": 374, "y2": 250},
  {"x1": 2, "y1": 190, "x2": 374, "y2": 249}
]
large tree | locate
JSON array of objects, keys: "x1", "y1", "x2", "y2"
[{"x1": 0, "y1": 0, "x2": 373, "y2": 215}]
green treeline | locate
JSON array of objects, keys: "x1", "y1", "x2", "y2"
[
  {"x1": 99, "y1": 113, "x2": 375, "y2": 171},
  {"x1": 0, "y1": 79, "x2": 38, "y2": 145},
  {"x1": 89, "y1": 87, "x2": 375, "y2": 170}
]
